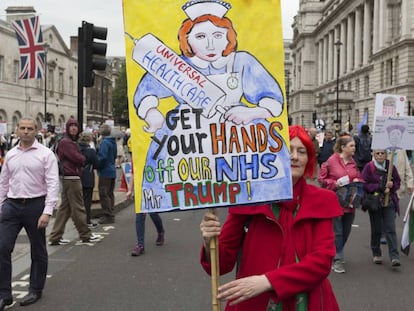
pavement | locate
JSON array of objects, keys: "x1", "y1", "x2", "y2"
[{"x1": 11, "y1": 186, "x2": 133, "y2": 277}]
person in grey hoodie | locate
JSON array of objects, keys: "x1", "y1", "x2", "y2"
[{"x1": 97, "y1": 124, "x2": 117, "y2": 224}]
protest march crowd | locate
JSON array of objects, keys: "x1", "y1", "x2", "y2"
[
  {"x1": 1, "y1": 0, "x2": 413, "y2": 309},
  {"x1": 1, "y1": 118, "x2": 413, "y2": 310}
]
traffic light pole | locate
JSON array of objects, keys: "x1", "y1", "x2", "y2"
[
  {"x1": 77, "y1": 26, "x2": 85, "y2": 131},
  {"x1": 77, "y1": 21, "x2": 107, "y2": 131}
]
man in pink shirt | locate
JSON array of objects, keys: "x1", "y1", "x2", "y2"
[{"x1": 0, "y1": 116, "x2": 59, "y2": 309}]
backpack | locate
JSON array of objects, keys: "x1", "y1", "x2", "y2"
[
  {"x1": 51, "y1": 137, "x2": 65, "y2": 176},
  {"x1": 354, "y1": 134, "x2": 372, "y2": 163}
]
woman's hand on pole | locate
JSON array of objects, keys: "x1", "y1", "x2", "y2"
[{"x1": 200, "y1": 211, "x2": 221, "y2": 248}]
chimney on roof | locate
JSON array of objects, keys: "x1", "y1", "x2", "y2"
[{"x1": 5, "y1": 6, "x2": 36, "y2": 23}]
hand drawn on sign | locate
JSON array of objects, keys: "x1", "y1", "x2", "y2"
[{"x1": 126, "y1": 0, "x2": 292, "y2": 212}]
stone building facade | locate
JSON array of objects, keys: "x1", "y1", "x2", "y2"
[
  {"x1": 0, "y1": 6, "x2": 122, "y2": 135},
  {"x1": 290, "y1": 0, "x2": 414, "y2": 132},
  {"x1": 83, "y1": 58, "x2": 123, "y2": 127},
  {"x1": 0, "y1": 7, "x2": 79, "y2": 134}
]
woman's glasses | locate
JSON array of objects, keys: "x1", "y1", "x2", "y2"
[{"x1": 374, "y1": 152, "x2": 385, "y2": 155}]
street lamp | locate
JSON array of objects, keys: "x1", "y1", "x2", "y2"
[
  {"x1": 334, "y1": 40, "x2": 343, "y2": 135},
  {"x1": 285, "y1": 69, "x2": 292, "y2": 125},
  {"x1": 43, "y1": 43, "x2": 50, "y2": 124}
]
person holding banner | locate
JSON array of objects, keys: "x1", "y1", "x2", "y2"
[
  {"x1": 318, "y1": 134, "x2": 363, "y2": 274},
  {"x1": 200, "y1": 125, "x2": 342, "y2": 310},
  {"x1": 361, "y1": 149, "x2": 402, "y2": 266}
]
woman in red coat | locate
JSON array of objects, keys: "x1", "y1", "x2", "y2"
[{"x1": 200, "y1": 125, "x2": 343, "y2": 310}]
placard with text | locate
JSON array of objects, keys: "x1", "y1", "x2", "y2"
[{"x1": 123, "y1": 0, "x2": 291, "y2": 213}]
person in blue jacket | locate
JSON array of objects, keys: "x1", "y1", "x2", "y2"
[{"x1": 97, "y1": 124, "x2": 117, "y2": 224}]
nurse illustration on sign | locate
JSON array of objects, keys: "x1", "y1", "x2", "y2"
[{"x1": 133, "y1": 0, "x2": 291, "y2": 212}]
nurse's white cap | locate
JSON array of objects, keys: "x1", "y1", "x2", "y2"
[{"x1": 182, "y1": 0, "x2": 231, "y2": 21}]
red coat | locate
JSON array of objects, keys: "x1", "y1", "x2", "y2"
[
  {"x1": 201, "y1": 178, "x2": 343, "y2": 311},
  {"x1": 318, "y1": 152, "x2": 363, "y2": 213}
]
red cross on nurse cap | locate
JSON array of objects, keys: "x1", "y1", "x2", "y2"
[{"x1": 182, "y1": 0, "x2": 232, "y2": 20}]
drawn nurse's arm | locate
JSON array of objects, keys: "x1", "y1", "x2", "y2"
[
  {"x1": 134, "y1": 74, "x2": 173, "y2": 133},
  {"x1": 223, "y1": 98, "x2": 283, "y2": 125},
  {"x1": 137, "y1": 96, "x2": 164, "y2": 133},
  {"x1": 223, "y1": 52, "x2": 284, "y2": 125}
]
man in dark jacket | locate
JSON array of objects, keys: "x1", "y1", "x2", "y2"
[
  {"x1": 78, "y1": 132, "x2": 99, "y2": 228},
  {"x1": 354, "y1": 124, "x2": 372, "y2": 172},
  {"x1": 97, "y1": 124, "x2": 117, "y2": 224},
  {"x1": 318, "y1": 130, "x2": 335, "y2": 166},
  {"x1": 49, "y1": 118, "x2": 102, "y2": 245}
]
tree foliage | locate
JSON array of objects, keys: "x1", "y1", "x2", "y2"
[{"x1": 112, "y1": 62, "x2": 129, "y2": 126}]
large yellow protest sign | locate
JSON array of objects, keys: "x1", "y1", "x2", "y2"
[{"x1": 122, "y1": 0, "x2": 291, "y2": 213}]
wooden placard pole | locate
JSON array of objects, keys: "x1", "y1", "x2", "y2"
[
  {"x1": 384, "y1": 149, "x2": 395, "y2": 207},
  {"x1": 209, "y1": 208, "x2": 221, "y2": 311}
]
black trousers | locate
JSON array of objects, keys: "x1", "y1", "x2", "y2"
[
  {"x1": 82, "y1": 187, "x2": 94, "y2": 223},
  {"x1": 0, "y1": 197, "x2": 47, "y2": 299},
  {"x1": 98, "y1": 177, "x2": 115, "y2": 219}
]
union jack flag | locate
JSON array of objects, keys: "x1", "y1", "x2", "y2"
[{"x1": 11, "y1": 16, "x2": 45, "y2": 79}]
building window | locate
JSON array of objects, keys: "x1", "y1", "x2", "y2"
[
  {"x1": 0, "y1": 56, "x2": 4, "y2": 81},
  {"x1": 86, "y1": 91, "x2": 91, "y2": 110},
  {"x1": 37, "y1": 79, "x2": 42, "y2": 94},
  {"x1": 380, "y1": 62, "x2": 384, "y2": 88},
  {"x1": 394, "y1": 56, "x2": 399, "y2": 85},
  {"x1": 347, "y1": 82, "x2": 352, "y2": 90},
  {"x1": 284, "y1": 52, "x2": 290, "y2": 60},
  {"x1": 388, "y1": 0, "x2": 401, "y2": 40},
  {"x1": 364, "y1": 76, "x2": 369, "y2": 97},
  {"x1": 13, "y1": 60, "x2": 19, "y2": 82},
  {"x1": 58, "y1": 70, "x2": 64, "y2": 94},
  {"x1": 48, "y1": 68, "x2": 54, "y2": 93},
  {"x1": 355, "y1": 79, "x2": 360, "y2": 99},
  {"x1": 297, "y1": 52, "x2": 302, "y2": 88},
  {"x1": 386, "y1": 58, "x2": 393, "y2": 86},
  {"x1": 69, "y1": 76, "x2": 73, "y2": 96}
]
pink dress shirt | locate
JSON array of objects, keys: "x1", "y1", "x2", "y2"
[{"x1": 0, "y1": 139, "x2": 59, "y2": 215}]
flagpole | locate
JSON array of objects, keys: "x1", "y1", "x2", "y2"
[
  {"x1": 209, "y1": 208, "x2": 221, "y2": 311},
  {"x1": 43, "y1": 43, "x2": 49, "y2": 124}
]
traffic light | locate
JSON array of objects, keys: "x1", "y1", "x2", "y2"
[{"x1": 80, "y1": 21, "x2": 107, "y2": 87}]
